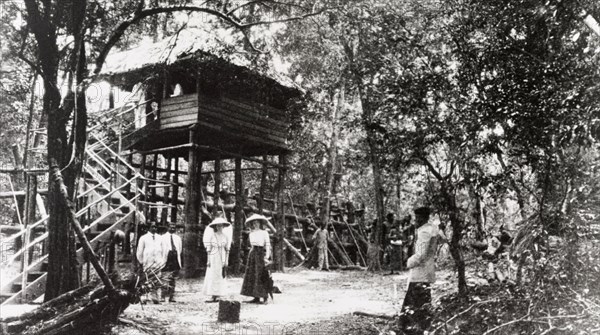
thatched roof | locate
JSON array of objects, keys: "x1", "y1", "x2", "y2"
[{"x1": 100, "y1": 29, "x2": 298, "y2": 91}]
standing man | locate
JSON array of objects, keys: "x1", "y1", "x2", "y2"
[
  {"x1": 400, "y1": 206, "x2": 445, "y2": 334},
  {"x1": 312, "y1": 223, "x2": 330, "y2": 271},
  {"x1": 136, "y1": 221, "x2": 166, "y2": 304},
  {"x1": 162, "y1": 222, "x2": 182, "y2": 303}
]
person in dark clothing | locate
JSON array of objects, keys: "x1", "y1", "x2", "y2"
[
  {"x1": 241, "y1": 214, "x2": 272, "y2": 304},
  {"x1": 161, "y1": 222, "x2": 182, "y2": 302},
  {"x1": 402, "y1": 215, "x2": 416, "y2": 262},
  {"x1": 399, "y1": 207, "x2": 446, "y2": 334}
]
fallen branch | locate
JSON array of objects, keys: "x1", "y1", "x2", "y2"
[
  {"x1": 352, "y1": 311, "x2": 395, "y2": 320},
  {"x1": 329, "y1": 265, "x2": 366, "y2": 271},
  {"x1": 482, "y1": 314, "x2": 529, "y2": 335},
  {"x1": 432, "y1": 299, "x2": 497, "y2": 334},
  {"x1": 117, "y1": 317, "x2": 166, "y2": 335}
]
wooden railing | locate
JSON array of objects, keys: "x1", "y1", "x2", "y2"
[{"x1": 1, "y1": 128, "x2": 147, "y2": 304}]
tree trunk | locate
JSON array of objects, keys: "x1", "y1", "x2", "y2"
[
  {"x1": 471, "y1": 187, "x2": 486, "y2": 240},
  {"x1": 496, "y1": 152, "x2": 526, "y2": 219},
  {"x1": 445, "y1": 189, "x2": 468, "y2": 297},
  {"x1": 321, "y1": 83, "x2": 344, "y2": 229},
  {"x1": 23, "y1": 74, "x2": 38, "y2": 169},
  {"x1": 41, "y1": 1, "x2": 90, "y2": 299},
  {"x1": 358, "y1": 90, "x2": 384, "y2": 272}
]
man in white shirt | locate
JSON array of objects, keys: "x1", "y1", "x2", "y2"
[
  {"x1": 136, "y1": 221, "x2": 166, "y2": 304},
  {"x1": 161, "y1": 222, "x2": 182, "y2": 302},
  {"x1": 401, "y1": 206, "x2": 446, "y2": 334},
  {"x1": 312, "y1": 223, "x2": 329, "y2": 271}
]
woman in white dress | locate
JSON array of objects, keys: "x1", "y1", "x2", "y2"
[{"x1": 202, "y1": 217, "x2": 231, "y2": 302}]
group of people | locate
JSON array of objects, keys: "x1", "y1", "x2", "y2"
[
  {"x1": 136, "y1": 221, "x2": 183, "y2": 304},
  {"x1": 135, "y1": 206, "x2": 445, "y2": 334},
  {"x1": 385, "y1": 213, "x2": 418, "y2": 274},
  {"x1": 202, "y1": 213, "x2": 274, "y2": 304},
  {"x1": 135, "y1": 214, "x2": 274, "y2": 305}
]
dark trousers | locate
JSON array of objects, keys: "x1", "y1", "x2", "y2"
[
  {"x1": 162, "y1": 270, "x2": 179, "y2": 300},
  {"x1": 399, "y1": 282, "x2": 432, "y2": 334}
]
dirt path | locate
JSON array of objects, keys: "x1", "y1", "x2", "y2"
[{"x1": 115, "y1": 268, "x2": 456, "y2": 335}]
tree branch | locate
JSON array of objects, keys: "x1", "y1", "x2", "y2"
[
  {"x1": 91, "y1": 4, "x2": 326, "y2": 80},
  {"x1": 226, "y1": 0, "x2": 263, "y2": 15},
  {"x1": 227, "y1": 0, "x2": 311, "y2": 16},
  {"x1": 421, "y1": 155, "x2": 445, "y2": 181},
  {"x1": 240, "y1": 8, "x2": 326, "y2": 28},
  {"x1": 17, "y1": 53, "x2": 46, "y2": 82}
]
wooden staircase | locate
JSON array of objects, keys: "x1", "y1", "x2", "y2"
[{"x1": 0, "y1": 114, "x2": 147, "y2": 306}]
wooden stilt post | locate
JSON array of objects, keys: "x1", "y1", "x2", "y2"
[
  {"x1": 197, "y1": 159, "x2": 207, "y2": 269},
  {"x1": 258, "y1": 155, "x2": 268, "y2": 214},
  {"x1": 232, "y1": 158, "x2": 244, "y2": 274},
  {"x1": 108, "y1": 85, "x2": 115, "y2": 109},
  {"x1": 150, "y1": 154, "x2": 159, "y2": 222},
  {"x1": 126, "y1": 154, "x2": 134, "y2": 199},
  {"x1": 20, "y1": 174, "x2": 36, "y2": 302},
  {"x1": 171, "y1": 157, "x2": 179, "y2": 224},
  {"x1": 24, "y1": 174, "x2": 36, "y2": 239},
  {"x1": 161, "y1": 157, "x2": 172, "y2": 224},
  {"x1": 140, "y1": 154, "x2": 147, "y2": 223},
  {"x1": 274, "y1": 154, "x2": 287, "y2": 272},
  {"x1": 183, "y1": 128, "x2": 201, "y2": 278},
  {"x1": 213, "y1": 156, "x2": 221, "y2": 218}
]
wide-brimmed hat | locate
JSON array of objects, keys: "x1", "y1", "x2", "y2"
[
  {"x1": 208, "y1": 217, "x2": 231, "y2": 227},
  {"x1": 244, "y1": 213, "x2": 270, "y2": 226}
]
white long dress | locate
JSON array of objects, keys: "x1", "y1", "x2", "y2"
[{"x1": 202, "y1": 231, "x2": 230, "y2": 296}]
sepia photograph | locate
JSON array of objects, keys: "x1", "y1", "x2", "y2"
[{"x1": 1, "y1": 0, "x2": 600, "y2": 334}]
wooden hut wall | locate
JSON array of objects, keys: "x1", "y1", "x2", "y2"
[
  {"x1": 160, "y1": 93, "x2": 289, "y2": 148},
  {"x1": 161, "y1": 94, "x2": 198, "y2": 129}
]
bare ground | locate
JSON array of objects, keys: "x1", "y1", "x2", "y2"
[{"x1": 112, "y1": 267, "x2": 457, "y2": 335}]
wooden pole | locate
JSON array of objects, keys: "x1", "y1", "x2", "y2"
[
  {"x1": 126, "y1": 154, "x2": 134, "y2": 199},
  {"x1": 232, "y1": 158, "x2": 244, "y2": 274},
  {"x1": 139, "y1": 154, "x2": 147, "y2": 222},
  {"x1": 108, "y1": 85, "x2": 115, "y2": 109},
  {"x1": 183, "y1": 128, "x2": 201, "y2": 278},
  {"x1": 51, "y1": 165, "x2": 115, "y2": 291},
  {"x1": 20, "y1": 174, "x2": 37, "y2": 301},
  {"x1": 258, "y1": 155, "x2": 267, "y2": 214},
  {"x1": 23, "y1": 74, "x2": 38, "y2": 169},
  {"x1": 274, "y1": 154, "x2": 287, "y2": 271},
  {"x1": 284, "y1": 238, "x2": 304, "y2": 262},
  {"x1": 161, "y1": 157, "x2": 172, "y2": 224},
  {"x1": 212, "y1": 156, "x2": 221, "y2": 218},
  {"x1": 24, "y1": 175, "x2": 37, "y2": 227},
  {"x1": 11, "y1": 144, "x2": 25, "y2": 225},
  {"x1": 171, "y1": 158, "x2": 179, "y2": 223},
  {"x1": 150, "y1": 154, "x2": 159, "y2": 221}
]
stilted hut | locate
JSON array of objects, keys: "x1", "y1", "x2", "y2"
[{"x1": 98, "y1": 30, "x2": 303, "y2": 277}]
